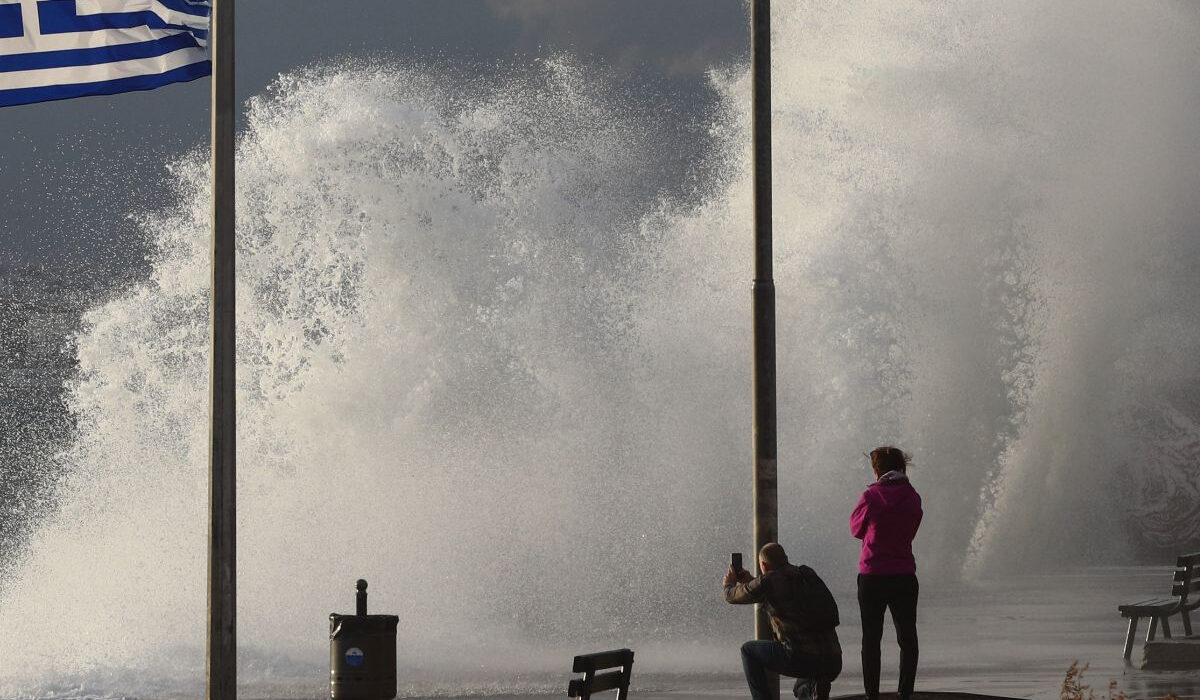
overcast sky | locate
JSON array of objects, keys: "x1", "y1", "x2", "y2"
[{"x1": 0, "y1": 0, "x2": 748, "y2": 277}]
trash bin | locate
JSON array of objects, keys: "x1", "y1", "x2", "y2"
[{"x1": 329, "y1": 579, "x2": 399, "y2": 700}]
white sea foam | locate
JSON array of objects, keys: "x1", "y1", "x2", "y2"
[{"x1": 2, "y1": 1, "x2": 1200, "y2": 696}]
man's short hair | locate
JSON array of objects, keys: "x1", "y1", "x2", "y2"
[{"x1": 759, "y1": 542, "x2": 788, "y2": 568}]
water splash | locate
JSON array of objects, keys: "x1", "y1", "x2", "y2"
[{"x1": 3, "y1": 1, "x2": 1200, "y2": 695}]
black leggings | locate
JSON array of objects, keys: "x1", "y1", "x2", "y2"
[{"x1": 857, "y1": 573, "x2": 919, "y2": 699}]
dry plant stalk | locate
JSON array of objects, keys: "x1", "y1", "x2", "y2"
[
  {"x1": 1061, "y1": 661, "x2": 1182, "y2": 700},
  {"x1": 1062, "y1": 661, "x2": 1094, "y2": 700}
]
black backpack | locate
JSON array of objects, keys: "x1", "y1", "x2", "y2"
[{"x1": 786, "y1": 564, "x2": 841, "y2": 632}]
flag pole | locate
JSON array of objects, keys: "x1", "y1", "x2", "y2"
[
  {"x1": 207, "y1": 0, "x2": 236, "y2": 696},
  {"x1": 751, "y1": 0, "x2": 778, "y2": 696}
]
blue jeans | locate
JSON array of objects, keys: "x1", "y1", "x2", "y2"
[{"x1": 740, "y1": 640, "x2": 841, "y2": 700}]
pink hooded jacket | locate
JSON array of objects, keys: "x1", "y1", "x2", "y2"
[{"x1": 850, "y1": 471, "x2": 923, "y2": 575}]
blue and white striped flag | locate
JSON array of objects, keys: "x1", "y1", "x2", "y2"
[{"x1": 0, "y1": 0, "x2": 210, "y2": 107}]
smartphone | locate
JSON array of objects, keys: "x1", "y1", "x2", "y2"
[{"x1": 731, "y1": 552, "x2": 743, "y2": 571}]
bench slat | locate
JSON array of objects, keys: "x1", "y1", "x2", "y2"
[
  {"x1": 1176, "y1": 552, "x2": 1200, "y2": 568},
  {"x1": 1172, "y1": 580, "x2": 1200, "y2": 596},
  {"x1": 1122, "y1": 597, "x2": 1174, "y2": 607},
  {"x1": 1120, "y1": 599, "x2": 1177, "y2": 615},
  {"x1": 572, "y1": 649, "x2": 634, "y2": 673},
  {"x1": 568, "y1": 670, "x2": 625, "y2": 696}
]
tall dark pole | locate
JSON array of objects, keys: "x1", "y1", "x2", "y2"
[
  {"x1": 207, "y1": 0, "x2": 237, "y2": 697},
  {"x1": 751, "y1": 1, "x2": 779, "y2": 696}
]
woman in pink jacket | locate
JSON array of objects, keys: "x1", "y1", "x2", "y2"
[{"x1": 850, "y1": 446, "x2": 922, "y2": 700}]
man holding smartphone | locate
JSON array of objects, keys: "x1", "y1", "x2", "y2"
[{"x1": 723, "y1": 543, "x2": 842, "y2": 700}]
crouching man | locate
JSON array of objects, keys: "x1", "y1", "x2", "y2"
[{"x1": 723, "y1": 543, "x2": 842, "y2": 700}]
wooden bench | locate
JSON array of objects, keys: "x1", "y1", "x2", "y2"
[
  {"x1": 566, "y1": 649, "x2": 634, "y2": 699},
  {"x1": 1118, "y1": 552, "x2": 1200, "y2": 661}
]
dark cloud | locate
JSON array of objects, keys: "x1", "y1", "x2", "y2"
[{"x1": 485, "y1": 0, "x2": 747, "y2": 77}]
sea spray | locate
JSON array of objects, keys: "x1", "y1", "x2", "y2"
[
  {"x1": 2, "y1": 1, "x2": 1200, "y2": 695},
  {"x1": 0, "y1": 59, "x2": 750, "y2": 695}
]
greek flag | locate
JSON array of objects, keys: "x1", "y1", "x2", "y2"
[{"x1": 0, "y1": 0, "x2": 210, "y2": 107}]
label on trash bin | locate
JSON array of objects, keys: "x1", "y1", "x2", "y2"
[{"x1": 345, "y1": 647, "x2": 364, "y2": 667}]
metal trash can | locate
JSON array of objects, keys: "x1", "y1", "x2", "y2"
[{"x1": 330, "y1": 579, "x2": 399, "y2": 700}]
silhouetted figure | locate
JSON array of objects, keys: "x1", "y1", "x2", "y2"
[
  {"x1": 723, "y1": 543, "x2": 842, "y2": 700},
  {"x1": 851, "y1": 446, "x2": 923, "y2": 700}
]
